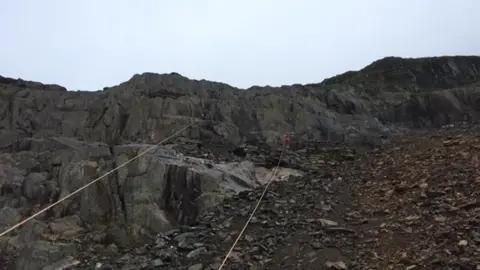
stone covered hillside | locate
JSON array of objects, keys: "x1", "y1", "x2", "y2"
[
  {"x1": 1, "y1": 55, "x2": 480, "y2": 270},
  {"x1": 1, "y1": 55, "x2": 480, "y2": 150}
]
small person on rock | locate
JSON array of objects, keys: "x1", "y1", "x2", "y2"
[{"x1": 284, "y1": 134, "x2": 290, "y2": 149}]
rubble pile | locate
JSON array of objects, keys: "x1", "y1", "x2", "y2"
[{"x1": 40, "y1": 128, "x2": 479, "y2": 269}]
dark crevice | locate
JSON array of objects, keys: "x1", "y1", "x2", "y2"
[
  {"x1": 90, "y1": 106, "x2": 108, "y2": 130},
  {"x1": 161, "y1": 165, "x2": 200, "y2": 226},
  {"x1": 148, "y1": 89, "x2": 185, "y2": 99},
  {"x1": 114, "y1": 103, "x2": 129, "y2": 145},
  {"x1": 115, "y1": 177, "x2": 128, "y2": 223},
  {"x1": 162, "y1": 165, "x2": 175, "y2": 222},
  {"x1": 232, "y1": 146, "x2": 247, "y2": 158},
  {"x1": 264, "y1": 157, "x2": 288, "y2": 169}
]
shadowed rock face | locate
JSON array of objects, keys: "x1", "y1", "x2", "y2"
[
  {"x1": 322, "y1": 56, "x2": 480, "y2": 92},
  {"x1": 1, "y1": 56, "x2": 480, "y2": 150},
  {"x1": 0, "y1": 137, "x2": 299, "y2": 230},
  {"x1": 1, "y1": 55, "x2": 480, "y2": 269},
  {"x1": 0, "y1": 136, "x2": 305, "y2": 269}
]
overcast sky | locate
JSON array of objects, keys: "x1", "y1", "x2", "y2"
[{"x1": 2, "y1": 0, "x2": 479, "y2": 91}]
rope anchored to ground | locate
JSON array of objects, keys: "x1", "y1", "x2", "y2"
[{"x1": 217, "y1": 142, "x2": 286, "y2": 270}]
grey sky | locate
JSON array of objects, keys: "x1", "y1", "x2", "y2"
[{"x1": 2, "y1": 0, "x2": 479, "y2": 91}]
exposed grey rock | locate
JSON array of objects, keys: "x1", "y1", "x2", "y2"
[
  {"x1": 7, "y1": 219, "x2": 47, "y2": 250},
  {"x1": 22, "y1": 172, "x2": 49, "y2": 202},
  {"x1": 0, "y1": 207, "x2": 21, "y2": 231},
  {"x1": 41, "y1": 256, "x2": 80, "y2": 270},
  {"x1": 1, "y1": 135, "x2": 301, "y2": 237},
  {"x1": 48, "y1": 215, "x2": 83, "y2": 237},
  {"x1": 1, "y1": 56, "x2": 480, "y2": 151},
  {"x1": 188, "y1": 263, "x2": 203, "y2": 270},
  {"x1": 2, "y1": 55, "x2": 480, "y2": 269},
  {"x1": 12, "y1": 241, "x2": 76, "y2": 270}
]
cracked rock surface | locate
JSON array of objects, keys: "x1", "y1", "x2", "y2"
[
  {"x1": 2, "y1": 126, "x2": 478, "y2": 270},
  {"x1": 2, "y1": 56, "x2": 480, "y2": 269},
  {"x1": 64, "y1": 127, "x2": 479, "y2": 270}
]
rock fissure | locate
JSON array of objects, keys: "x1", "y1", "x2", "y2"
[{"x1": 1, "y1": 56, "x2": 480, "y2": 269}]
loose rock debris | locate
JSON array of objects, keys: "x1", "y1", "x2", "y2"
[
  {"x1": 348, "y1": 133, "x2": 480, "y2": 269},
  {"x1": 3, "y1": 131, "x2": 480, "y2": 269}
]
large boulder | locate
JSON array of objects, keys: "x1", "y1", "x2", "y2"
[
  {"x1": 0, "y1": 136, "x2": 304, "y2": 269},
  {"x1": 0, "y1": 137, "x2": 302, "y2": 234}
]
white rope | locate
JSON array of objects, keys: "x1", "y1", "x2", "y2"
[
  {"x1": 0, "y1": 120, "x2": 197, "y2": 237},
  {"x1": 217, "y1": 144, "x2": 286, "y2": 270}
]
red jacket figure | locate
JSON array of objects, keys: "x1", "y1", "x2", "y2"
[{"x1": 284, "y1": 134, "x2": 290, "y2": 148}]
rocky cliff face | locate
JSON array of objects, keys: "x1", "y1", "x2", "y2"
[
  {"x1": 320, "y1": 56, "x2": 480, "y2": 128},
  {"x1": 2, "y1": 56, "x2": 480, "y2": 151},
  {"x1": 1, "y1": 55, "x2": 480, "y2": 269}
]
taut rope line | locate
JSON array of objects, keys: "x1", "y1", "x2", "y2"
[
  {"x1": 217, "y1": 143, "x2": 286, "y2": 270},
  {"x1": 0, "y1": 120, "x2": 197, "y2": 237}
]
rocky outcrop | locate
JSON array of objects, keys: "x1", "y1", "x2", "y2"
[
  {"x1": 0, "y1": 137, "x2": 301, "y2": 232},
  {"x1": 322, "y1": 56, "x2": 480, "y2": 92},
  {"x1": 177, "y1": 130, "x2": 480, "y2": 269},
  {"x1": 2, "y1": 55, "x2": 480, "y2": 269},
  {"x1": 387, "y1": 86, "x2": 480, "y2": 126},
  {"x1": 0, "y1": 136, "x2": 305, "y2": 269},
  {"x1": 1, "y1": 56, "x2": 480, "y2": 151},
  {"x1": 19, "y1": 127, "x2": 479, "y2": 270}
]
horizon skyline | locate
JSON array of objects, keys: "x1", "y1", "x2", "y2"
[
  {"x1": 2, "y1": 53, "x2": 479, "y2": 91},
  {"x1": 2, "y1": 1, "x2": 480, "y2": 91}
]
